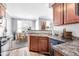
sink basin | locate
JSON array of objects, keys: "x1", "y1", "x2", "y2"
[
  {"x1": 49, "y1": 38, "x2": 65, "y2": 56},
  {"x1": 49, "y1": 38, "x2": 65, "y2": 45}
]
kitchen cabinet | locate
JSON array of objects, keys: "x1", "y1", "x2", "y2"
[
  {"x1": 52, "y1": 3, "x2": 79, "y2": 25},
  {"x1": 0, "y1": 4, "x2": 6, "y2": 17},
  {"x1": 64, "y1": 3, "x2": 75, "y2": 24},
  {"x1": 38, "y1": 37, "x2": 49, "y2": 53},
  {"x1": 30, "y1": 36, "x2": 38, "y2": 52},
  {"x1": 53, "y1": 3, "x2": 64, "y2": 25},
  {"x1": 64, "y1": 3, "x2": 79, "y2": 24},
  {"x1": 29, "y1": 36, "x2": 50, "y2": 54}
]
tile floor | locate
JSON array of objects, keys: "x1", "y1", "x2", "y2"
[
  {"x1": 2, "y1": 39, "x2": 45, "y2": 56},
  {"x1": 8, "y1": 47, "x2": 45, "y2": 56},
  {"x1": 10, "y1": 40, "x2": 28, "y2": 50}
]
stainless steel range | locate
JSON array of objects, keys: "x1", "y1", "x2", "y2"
[{"x1": 0, "y1": 36, "x2": 11, "y2": 56}]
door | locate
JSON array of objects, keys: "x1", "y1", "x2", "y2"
[
  {"x1": 64, "y1": 3, "x2": 79, "y2": 24},
  {"x1": 53, "y1": 3, "x2": 64, "y2": 25},
  {"x1": 38, "y1": 37, "x2": 49, "y2": 53},
  {"x1": 30, "y1": 36, "x2": 38, "y2": 51},
  {"x1": 64, "y1": 3, "x2": 75, "y2": 24}
]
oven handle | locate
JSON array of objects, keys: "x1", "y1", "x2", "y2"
[{"x1": 0, "y1": 38, "x2": 10, "y2": 47}]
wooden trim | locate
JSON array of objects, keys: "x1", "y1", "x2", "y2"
[{"x1": 54, "y1": 21, "x2": 79, "y2": 26}]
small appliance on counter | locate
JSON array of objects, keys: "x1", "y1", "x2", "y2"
[{"x1": 62, "y1": 29, "x2": 72, "y2": 40}]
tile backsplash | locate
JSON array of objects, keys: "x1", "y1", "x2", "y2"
[{"x1": 53, "y1": 23, "x2": 79, "y2": 37}]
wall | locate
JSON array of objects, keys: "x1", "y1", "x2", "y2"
[
  {"x1": 36, "y1": 18, "x2": 53, "y2": 30},
  {"x1": 6, "y1": 3, "x2": 53, "y2": 19},
  {"x1": 17, "y1": 20, "x2": 36, "y2": 33},
  {"x1": 0, "y1": 14, "x2": 12, "y2": 37},
  {"x1": 51, "y1": 7, "x2": 79, "y2": 37},
  {"x1": 0, "y1": 13, "x2": 12, "y2": 38},
  {"x1": 54, "y1": 23, "x2": 79, "y2": 37},
  {"x1": 0, "y1": 17, "x2": 6, "y2": 37},
  {"x1": 11, "y1": 18, "x2": 17, "y2": 33},
  {"x1": 6, "y1": 3, "x2": 54, "y2": 31},
  {"x1": 11, "y1": 17, "x2": 36, "y2": 33},
  {"x1": 6, "y1": 14, "x2": 12, "y2": 36},
  {"x1": 36, "y1": 19, "x2": 39, "y2": 30},
  {"x1": 35, "y1": 6, "x2": 53, "y2": 30}
]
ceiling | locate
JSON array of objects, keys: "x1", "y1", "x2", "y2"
[{"x1": 6, "y1": 3, "x2": 52, "y2": 20}]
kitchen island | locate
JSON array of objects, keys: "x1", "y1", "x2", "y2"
[
  {"x1": 28, "y1": 30, "x2": 52, "y2": 55},
  {"x1": 28, "y1": 30, "x2": 79, "y2": 56}
]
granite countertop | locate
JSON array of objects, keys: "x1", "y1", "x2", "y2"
[
  {"x1": 53, "y1": 39, "x2": 79, "y2": 56},
  {"x1": 50, "y1": 35, "x2": 74, "y2": 42},
  {"x1": 50, "y1": 36, "x2": 66, "y2": 42},
  {"x1": 28, "y1": 33, "x2": 79, "y2": 55},
  {"x1": 28, "y1": 30, "x2": 52, "y2": 37},
  {"x1": 28, "y1": 34, "x2": 51, "y2": 37}
]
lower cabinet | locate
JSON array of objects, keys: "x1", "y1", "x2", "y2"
[
  {"x1": 29, "y1": 36, "x2": 49, "y2": 54},
  {"x1": 30, "y1": 36, "x2": 38, "y2": 52},
  {"x1": 38, "y1": 37, "x2": 49, "y2": 53}
]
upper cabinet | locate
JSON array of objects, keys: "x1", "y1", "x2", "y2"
[
  {"x1": 53, "y1": 3, "x2": 64, "y2": 25},
  {"x1": 52, "y1": 3, "x2": 79, "y2": 26},
  {"x1": 0, "y1": 3, "x2": 6, "y2": 17},
  {"x1": 64, "y1": 3, "x2": 79, "y2": 24}
]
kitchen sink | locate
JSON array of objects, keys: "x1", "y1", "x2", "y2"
[
  {"x1": 49, "y1": 38, "x2": 65, "y2": 55},
  {"x1": 49, "y1": 38, "x2": 65, "y2": 45}
]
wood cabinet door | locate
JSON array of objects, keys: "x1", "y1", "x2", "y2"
[
  {"x1": 0, "y1": 6, "x2": 5, "y2": 17},
  {"x1": 38, "y1": 37, "x2": 49, "y2": 52},
  {"x1": 74, "y1": 3, "x2": 79, "y2": 22},
  {"x1": 53, "y1": 4, "x2": 64, "y2": 25},
  {"x1": 64, "y1": 3, "x2": 79, "y2": 24},
  {"x1": 64, "y1": 3, "x2": 75, "y2": 24},
  {"x1": 30, "y1": 36, "x2": 38, "y2": 52}
]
